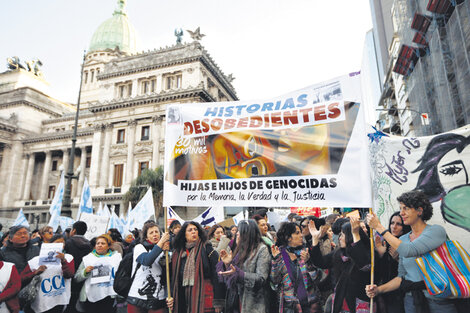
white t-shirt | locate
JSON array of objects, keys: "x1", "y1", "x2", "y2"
[
  {"x1": 128, "y1": 244, "x2": 166, "y2": 301},
  {"x1": 82, "y1": 252, "x2": 122, "y2": 303},
  {"x1": 28, "y1": 254, "x2": 73, "y2": 313},
  {"x1": 0, "y1": 262, "x2": 14, "y2": 313}
]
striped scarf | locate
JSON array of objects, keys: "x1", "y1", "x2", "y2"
[{"x1": 172, "y1": 239, "x2": 207, "y2": 313}]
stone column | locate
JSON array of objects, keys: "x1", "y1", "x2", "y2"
[
  {"x1": 4, "y1": 141, "x2": 24, "y2": 206},
  {"x1": 0, "y1": 144, "x2": 12, "y2": 202},
  {"x1": 40, "y1": 150, "x2": 52, "y2": 200},
  {"x1": 90, "y1": 123, "x2": 104, "y2": 188},
  {"x1": 151, "y1": 115, "x2": 163, "y2": 168},
  {"x1": 125, "y1": 119, "x2": 137, "y2": 186},
  {"x1": 17, "y1": 153, "x2": 29, "y2": 200},
  {"x1": 23, "y1": 153, "x2": 35, "y2": 199},
  {"x1": 99, "y1": 123, "x2": 113, "y2": 187},
  {"x1": 76, "y1": 147, "x2": 87, "y2": 197},
  {"x1": 62, "y1": 148, "x2": 69, "y2": 172}
]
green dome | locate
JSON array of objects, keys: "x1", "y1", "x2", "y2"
[{"x1": 89, "y1": 0, "x2": 139, "y2": 54}]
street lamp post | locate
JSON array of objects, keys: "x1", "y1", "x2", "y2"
[{"x1": 62, "y1": 51, "x2": 86, "y2": 217}]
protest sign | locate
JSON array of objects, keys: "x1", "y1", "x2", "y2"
[
  {"x1": 39, "y1": 243, "x2": 63, "y2": 266},
  {"x1": 79, "y1": 213, "x2": 109, "y2": 241},
  {"x1": 291, "y1": 207, "x2": 321, "y2": 217},
  {"x1": 164, "y1": 73, "x2": 371, "y2": 208},
  {"x1": 369, "y1": 125, "x2": 470, "y2": 250}
]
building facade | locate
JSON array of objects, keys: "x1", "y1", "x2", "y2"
[
  {"x1": 0, "y1": 0, "x2": 237, "y2": 227},
  {"x1": 375, "y1": 0, "x2": 470, "y2": 136}
]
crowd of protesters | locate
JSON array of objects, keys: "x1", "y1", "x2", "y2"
[{"x1": 0, "y1": 190, "x2": 469, "y2": 313}]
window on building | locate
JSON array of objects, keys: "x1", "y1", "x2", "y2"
[
  {"x1": 141, "y1": 126, "x2": 150, "y2": 141},
  {"x1": 97, "y1": 68, "x2": 100, "y2": 75},
  {"x1": 113, "y1": 164, "x2": 124, "y2": 187},
  {"x1": 48, "y1": 186, "x2": 56, "y2": 199},
  {"x1": 142, "y1": 81, "x2": 149, "y2": 94},
  {"x1": 117, "y1": 129, "x2": 125, "y2": 143},
  {"x1": 139, "y1": 161, "x2": 149, "y2": 176},
  {"x1": 84, "y1": 71, "x2": 88, "y2": 84},
  {"x1": 166, "y1": 76, "x2": 172, "y2": 90},
  {"x1": 86, "y1": 156, "x2": 91, "y2": 168},
  {"x1": 41, "y1": 212, "x2": 47, "y2": 223},
  {"x1": 51, "y1": 160, "x2": 58, "y2": 171},
  {"x1": 176, "y1": 74, "x2": 182, "y2": 88},
  {"x1": 119, "y1": 85, "x2": 125, "y2": 98},
  {"x1": 151, "y1": 79, "x2": 156, "y2": 92},
  {"x1": 91, "y1": 70, "x2": 95, "y2": 83},
  {"x1": 127, "y1": 83, "x2": 132, "y2": 97}
]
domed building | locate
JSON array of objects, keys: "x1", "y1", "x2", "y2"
[{"x1": 0, "y1": 0, "x2": 237, "y2": 227}]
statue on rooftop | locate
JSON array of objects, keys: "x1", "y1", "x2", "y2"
[
  {"x1": 227, "y1": 74, "x2": 235, "y2": 83},
  {"x1": 175, "y1": 28, "x2": 183, "y2": 44},
  {"x1": 7, "y1": 56, "x2": 26, "y2": 70},
  {"x1": 26, "y1": 59, "x2": 43, "y2": 77},
  {"x1": 186, "y1": 27, "x2": 205, "y2": 41}
]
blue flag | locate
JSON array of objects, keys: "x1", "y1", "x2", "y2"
[
  {"x1": 48, "y1": 172, "x2": 65, "y2": 231},
  {"x1": 13, "y1": 208, "x2": 30, "y2": 228},
  {"x1": 77, "y1": 177, "x2": 93, "y2": 220}
]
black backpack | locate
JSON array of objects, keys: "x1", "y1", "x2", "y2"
[{"x1": 113, "y1": 251, "x2": 141, "y2": 297}]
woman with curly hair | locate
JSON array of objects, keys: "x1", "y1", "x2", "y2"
[{"x1": 366, "y1": 190, "x2": 457, "y2": 313}]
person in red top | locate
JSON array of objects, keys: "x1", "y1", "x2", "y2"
[{"x1": 0, "y1": 260, "x2": 21, "y2": 313}]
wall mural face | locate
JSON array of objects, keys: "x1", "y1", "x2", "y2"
[{"x1": 369, "y1": 128, "x2": 470, "y2": 249}]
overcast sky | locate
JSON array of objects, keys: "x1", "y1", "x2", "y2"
[{"x1": 1, "y1": 0, "x2": 373, "y2": 103}]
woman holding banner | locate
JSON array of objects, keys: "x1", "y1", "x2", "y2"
[
  {"x1": 21, "y1": 234, "x2": 75, "y2": 313},
  {"x1": 308, "y1": 217, "x2": 375, "y2": 313},
  {"x1": 366, "y1": 190, "x2": 458, "y2": 313},
  {"x1": 271, "y1": 222, "x2": 321, "y2": 313},
  {"x1": 75, "y1": 234, "x2": 122, "y2": 313},
  {"x1": 217, "y1": 219, "x2": 271, "y2": 313},
  {"x1": 127, "y1": 222, "x2": 172, "y2": 313},
  {"x1": 171, "y1": 221, "x2": 224, "y2": 313}
]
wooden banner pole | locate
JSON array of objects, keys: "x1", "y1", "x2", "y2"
[
  {"x1": 369, "y1": 207, "x2": 375, "y2": 312},
  {"x1": 164, "y1": 206, "x2": 172, "y2": 313}
]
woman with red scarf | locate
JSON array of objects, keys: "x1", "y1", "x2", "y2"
[{"x1": 171, "y1": 221, "x2": 224, "y2": 313}]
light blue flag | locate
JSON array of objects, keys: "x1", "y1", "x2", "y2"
[
  {"x1": 77, "y1": 177, "x2": 92, "y2": 220},
  {"x1": 48, "y1": 172, "x2": 65, "y2": 231},
  {"x1": 128, "y1": 187, "x2": 155, "y2": 230},
  {"x1": 125, "y1": 206, "x2": 134, "y2": 233},
  {"x1": 108, "y1": 210, "x2": 125, "y2": 235},
  {"x1": 13, "y1": 208, "x2": 30, "y2": 228},
  {"x1": 59, "y1": 216, "x2": 75, "y2": 230},
  {"x1": 96, "y1": 202, "x2": 103, "y2": 216}
]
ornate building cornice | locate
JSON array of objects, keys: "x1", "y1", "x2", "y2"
[
  {"x1": 0, "y1": 100, "x2": 62, "y2": 117},
  {"x1": 88, "y1": 87, "x2": 214, "y2": 113},
  {"x1": 42, "y1": 111, "x2": 94, "y2": 125},
  {"x1": 23, "y1": 127, "x2": 94, "y2": 144}
]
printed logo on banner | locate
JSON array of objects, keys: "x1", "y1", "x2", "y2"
[{"x1": 164, "y1": 74, "x2": 372, "y2": 208}]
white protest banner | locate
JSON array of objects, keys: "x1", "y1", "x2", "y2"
[
  {"x1": 77, "y1": 177, "x2": 93, "y2": 220},
  {"x1": 164, "y1": 73, "x2": 371, "y2": 207},
  {"x1": 48, "y1": 172, "x2": 65, "y2": 231},
  {"x1": 369, "y1": 125, "x2": 470, "y2": 251},
  {"x1": 266, "y1": 211, "x2": 282, "y2": 231},
  {"x1": 79, "y1": 213, "x2": 109, "y2": 240},
  {"x1": 193, "y1": 206, "x2": 224, "y2": 227}
]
